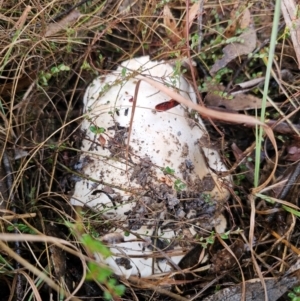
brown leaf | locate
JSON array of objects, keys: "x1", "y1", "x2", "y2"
[
  {"x1": 205, "y1": 91, "x2": 273, "y2": 111},
  {"x1": 224, "y1": 6, "x2": 252, "y2": 38},
  {"x1": 210, "y1": 28, "x2": 257, "y2": 75},
  {"x1": 204, "y1": 81, "x2": 274, "y2": 111},
  {"x1": 182, "y1": 2, "x2": 200, "y2": 40},
  {"x1": 98, "y1": 134, "x2": 106, "y2": 147},
  {"x1": 163, "y1": 5, "x2": 181, "y2": 43},
  {"x1": 44, "y1": 10, "x2": 81, "y2": 37},
  {"x1": 239, "y1": 8, "x2": 251, "y2": 29},
  {"x1": 224, "y1": 22, "x2": 237, "y2": 38}
]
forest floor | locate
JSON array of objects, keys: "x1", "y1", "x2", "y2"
[{"x1": 1, "y1": 0, "x2": 300, "y2": 300}]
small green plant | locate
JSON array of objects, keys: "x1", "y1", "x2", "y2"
[
  {"x1": 38, "y1": 64, "x2": 70, "y2": 86},
  {"x1": 82, "y1": 234, "x2": 125, "y2": 300},
  {"x1": 288, "y1": 286, "x2": 300, "y2": 301},
  {"x1": 200, "y1": 231, "x2": 215, "y2": 248},
  {"x1": 234, "y1": 169, "x2": 246, "y2": 186},
  {"x1": 214, "y1": 67, "x2": 233, "y2": 82},
  {"x1": 190, "y1": 33, "x2": 200, "y2": 50},
  {"x1": 81, "y1": 60, "x2": 93, "y2": 71},
  {"x1": 81, "y1": 234, "x2": 111, "y2": 257},
  {"x1": 66, "y1": 28, "x2": 76, "y2": 53},
  {"x1": 225, "y1": 36, "x2": 244, "y2": 44},
  {"x1": 163, "y1": 166, "x2": 175, "y2": 175},
  {"x1": 170, "y1": 60, "x2": 184, "y2": 87},
  {"x1": 49, "y1": 142, "x2": 67, "y2": 151},
  {"x1": 217, "y1": 91, "x2": 233, "y2": 100},
  {"x1": 89, "y1": 126, "x2": 106, "y2": 134},
  {"x1": 121, "y1": 67, "x2": 127, "y2": 77},
  {"x1": 67, "y1": 222, "x2": 125, "y2": 300},
  {"x1": 202, "y1": 193, "x2": 213, "y2": 205},
  {"x1": 7, "y1": 224, "x2": 36, "y2": 234},
  {"x1": 174, "y1": 179, "x2": 186, "y2": 191},
  {"x1": 220, "y1": 230, "x2": 231, "y2": 239}
]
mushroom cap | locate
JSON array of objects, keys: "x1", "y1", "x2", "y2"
[
  {"x1": 71, "y1": 56, "x2": 229, "y2": 212},
  {"x1": 71, "y1": 56, "x2": 230, "y2": 278}
]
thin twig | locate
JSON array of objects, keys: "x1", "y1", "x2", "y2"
[{"x1": 126, "y1": 79, "x2": 141, "y2": 171}]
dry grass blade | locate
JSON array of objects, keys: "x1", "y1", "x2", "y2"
[
  {"x1": 129, "y1": 277, "x2": 190, "y2": 301},
  {"x1": 0, "y1": 240, "x2": 82, "y2": 301},
  {"x1": 271, "y1": 229, "x2": 300, "y2": 255},
  {"x1": 0, "y1": 233, "x2": 88, "y2": 260},
  {"x1": 216, "y1": 233, "x2": 246, "y2": 300},
  {"x1": 13, "y1": 6, "x2": 32, "y2": 30},
  {"x1": 248, "y1": 195, "x2": 268, "y2": 301},
  {"x1": 19, "y1": 270, "x2": 42, "y2": 301},
  {"x1": 0, "y1": 213, "x2": 36, "y2": 221}
]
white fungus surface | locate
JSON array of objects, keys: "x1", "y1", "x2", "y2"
[{"x1": 71, "y1": 56, "x2": 230, "y2": 278}]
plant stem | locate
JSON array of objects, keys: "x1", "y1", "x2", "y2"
[{"x1": 254, "y1": 0, "x2": 281, "y2": 187}]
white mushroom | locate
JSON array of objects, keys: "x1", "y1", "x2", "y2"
[{"x1": 71, "y1": 56, "x2": 230, "y2": 278}]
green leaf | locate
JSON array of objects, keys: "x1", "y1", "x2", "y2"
[
  {"x1": 81, "y1": 234, "x2": 111, "y2": 257},
  {"x1": 86, "y1": 262, "x2": 112, "y2": 282},
  {"x1": 121, "y1": 67, "x2": 127, "y2": 77},
  {"x1": 207, "y1": 234, "x2": 215, "y2": 244},
  {"x1": 288, "y1": 292, "x2": 296, "y2": 298},
  {"x1": 7, "y1": 224, "x2": 36, "y2": 234},
  {"x1": 89, "y1": 126, "x2": 106, "y2": 134},
  {"x1": 220, "y1": 231, "x2": 230, "y2": 239},
  {"x1": 113, "y1": 284, "x2": 126, "y2": 296},
  {"x1": 108, "y1": 278, "x2": 117, "y2": 287},
  {"x1": 58, "y1": 64, "x2": 70, "y2": 71},
  {"x1": 51, "y1": 64, "x2": 70, "y2": 74},
  {"x1": 163, "y1": 166, "x2": 175, "y2": 175},
  {"x1": 282, "y1": 205, "x2": 300, "y2": 217},
  {"x1": 174, "y1": 179, "x2": 186, "y2": 191},
  {"x1": 51, "y1": 66, "x2": 59, "y2": 74},
  {"x1": 294, "y1": 286, "x2": 300, "y2": 294},
  {"x1": 104, "y1": 290, "x2": 112, "y2": 300},
  {"x1": 256, "y1": 193, "x2": 300, "y2": 217}
]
